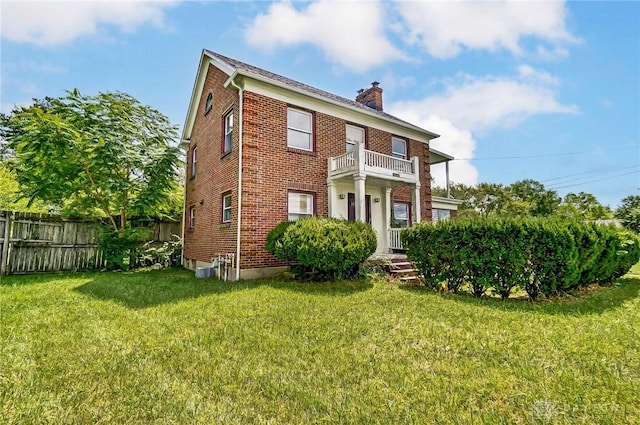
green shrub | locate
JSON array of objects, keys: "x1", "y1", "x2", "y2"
[
  {"x1": 98, "y1": 227, "x2": 150, "y2": 271},
  {"x1": 135, "y1": 235, "x2": 183, "y2": 268},
  {"x1": 403, "y1": 217, "x2": 639, "y2": 301},
  {"x1": 265, "y1": 221, "x2": 295, "y2": 256},
  {"x1": 272, "y1": 217, "x2": 377, "y2": 280}
]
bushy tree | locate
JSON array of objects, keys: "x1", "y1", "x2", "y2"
[
  {"x1": 270, "y1": 218, "x2": 377, "y2": 280},
  {"x1": 0, "y1": 90, "x2": 182, "y2": 230},
  {"x1": 558, "y1": 192, "x2": 612, "y2": 220},
  {"x1": 615, "y1": 195, "x2": 640, "y2": 234}
]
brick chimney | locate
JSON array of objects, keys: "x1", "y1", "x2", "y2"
[{"x1": 355, "y1": 81, "x2": 383, "y2": 111}]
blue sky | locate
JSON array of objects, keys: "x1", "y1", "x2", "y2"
[{"x1": 1, "y1": 0, "x2": 638, "y2": 208}]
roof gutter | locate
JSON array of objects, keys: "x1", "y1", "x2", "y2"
[{"x1": 227, "y1": 73, "x2": 244, "y2": 281}]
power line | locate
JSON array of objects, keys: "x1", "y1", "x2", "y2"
[
  {"x1": 452, "y1": 144, "x2": 638, "y2": 162},
  {"x1": 542, "y1": 164, "x2": 640, "y2": 186},
  {"x1": 548, "y1": 169, "x2": 640, "y2": 190},
  {"x1": 453, "y1": 151, "x2": 580, "y2": 161}
]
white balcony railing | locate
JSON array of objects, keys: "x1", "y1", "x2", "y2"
[
  {"x1": 331, "y1": 151, "x2": 356, "y2": 171},
  {"x1": 329, "y1": 142, "x2": 417, "y2": 182},
  {"x1": 389, "y1": 228, "x2": 404, "y2": 250},
  {"x1": 364, "y1": 150, "x2": 414, "y2": 174}
]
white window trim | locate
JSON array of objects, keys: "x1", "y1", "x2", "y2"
[
  {"x1": 189, "y1": 205, "x2": 195, "y2": 229},
  {"x1": 222, "y1": 193, "x2": 232, "y2": 223},
  {"x1": 287, "y1": 107, "x2": 313, "y2": 151},
  {"x1": 191, "y1": 146, "x2": 197, "y2": 177},
  {"x1": 346, "y1": 124, "x2": 365, "y2": 152},
  {"x1": 392, "y1": 202, "x2": 410, "y2": 228},
  {"x1": 224, "y1": 111, "x2": 233, "y2": 154},
  {"x1": 288, "y1": 191, "x2": 314, "y2": 221},
  {"x1": 392, "y1": 137, "x2": 407, "y2": 159}
]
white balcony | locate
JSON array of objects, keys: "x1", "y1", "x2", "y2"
[{"x1": 328, "y1": 142, "x2": 419, "y2": 184}]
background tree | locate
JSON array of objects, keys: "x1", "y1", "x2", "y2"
[
  {"x1": 614, "y1": 195, "x2": 640, "y2": 234},
  {"x1": 558, "y1": 192, "x2": 612, "y2": 220},
  {"x1": 0, "y1": 161, "x2": 49, "y2": 212},
  {"x1": 507, "y1": 179, "x2": 561, "y2": 217},
  {"x1": 433, "y1": 180, "x2": 612, "y2": 220},
  {"x1": 0, "y1": 90, "x2": 182, "y2": 230}
]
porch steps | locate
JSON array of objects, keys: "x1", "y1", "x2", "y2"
[{"x1": 385, "y1": 256, "x2": 420, "y2": 282}]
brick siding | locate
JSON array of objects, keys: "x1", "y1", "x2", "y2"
[{"x1": 184, "y1": 66, "x2": 433, "y2": 271}]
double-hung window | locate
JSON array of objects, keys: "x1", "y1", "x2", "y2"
[
  {"x1": 391, "y1": 137, "x2": 407, "y2": 159},
  {"x1": 189, "y1": 205, "x2": 196, "y2": 229},
  {"x1": 223, "y1": 111, "x2": 233, "y2": 154},
  {"x1": 191, "y1": 146, "x2": 197, "y2": 177},
  {"x1": 433, "y1": 208, "x2": 451, "y2": 222},
  {"x1": 222, "y1": 193, "x2": 232, "y2": 223},
  {"x1": 392, "y1": 202, "x2": 410, "y2": 228},
  {"x1": 287, "y1": 108, "x2": 313, "y2": 151},
  {"x1": 288, "y1": 192, "x2": 314, "y2": 221},
  {"x1": 346, "y1": 124, "x2": 364, "y2": 153}
]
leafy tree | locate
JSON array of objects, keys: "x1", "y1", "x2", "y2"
[
  {"x1": 0, "y1": 161, "x2": 49, "y2": 212},
  {"x1": 558, "y1": 192, "x2": 612, "y2": 220},
  {"x1": 614, "y1": 195, "x2": 640, "y2": 234},
  {"x1": 0, "y1": 90, "x2": 182, "y2": 230},
  {"x1": 508, "y1": 179, "x2": 560, "y2": 217}
]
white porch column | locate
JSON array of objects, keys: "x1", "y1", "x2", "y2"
[
  {"x1": 327, "y1": 180, "x2": 336, "y2": 218},
  {"x1": 412, "y1": 182, "x2": 421, "y2": 224},
  {"x1": 445, "y1": 161, "x2": 450, "y2": 198},
  {"x1": 354, "y1": 174, "x2": 366, "y2": 222},
  {"x1": 385, "y1": 187, "x2": 392, "y2": 251}
]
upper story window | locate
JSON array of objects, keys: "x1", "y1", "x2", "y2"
[
  {"x1": 392, "y1": 137, "x2": 407, "y2": 159},
  {"x1": 222, "y1": 193, "x2": 232, "y2": 223},
  {"x1": 205, "y1": 92, "x2": 213, "y2": 115},
  {"x1": 392, "y1": 202, "x2": 410, "y2": 228},
  {"x1": 288, "y1": 192, "x2": 314, "y2": 221},
  {"x1": 191, "y1": 146, "x2": 197, "y2": 177},
  {"x1": 346, "y1": 124, "x2": 364, "y2": 152},
  {"x1": 223, "y1": 111, "x2": 233, "y2": 154},
  {"x1": 189, "y1": 205, "x2": 196, "y2": 229},
  {"x1": 287, "y1": 108, "x2": 313, "y2": 151}
]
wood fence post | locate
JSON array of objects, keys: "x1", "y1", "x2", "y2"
[{"x1": 1, "y1": 211, "x2": 12, "y2": 276}]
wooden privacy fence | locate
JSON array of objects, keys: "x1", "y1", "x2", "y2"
[{"x1": 0, "y1": 211, "x2": 181, "y2": 275}]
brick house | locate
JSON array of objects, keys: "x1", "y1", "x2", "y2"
[{"x1": 181, "y1": 50, "x2": 459, "y2": 279}]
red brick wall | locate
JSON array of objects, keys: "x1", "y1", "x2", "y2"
[
  {"x1": 183, "y1": 64, "x2": 239, "y2": 264},
  {"x1": 184, "y1": 71, "x2": 434, "y2": 271}
]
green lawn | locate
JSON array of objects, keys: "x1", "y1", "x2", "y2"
[{"x1": 1, "y1": 269, "x2": 639, "y2": 424}]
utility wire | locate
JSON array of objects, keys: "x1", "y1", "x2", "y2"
[
  {"x1": 542, "y1": 164, "x2": 640, "y2": 186},
  {"x1": 548, "y1": 169, "x2": 640, "y2": 190}
]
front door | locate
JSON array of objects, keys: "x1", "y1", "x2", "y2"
[{"x1": 347, "y1": 193, "x2": 371, "y2": 224}]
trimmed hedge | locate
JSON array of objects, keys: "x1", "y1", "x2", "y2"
[
  {"x1": 402, "y1": 218, "x2": 640, "y2": 300},
  {"x1": 266, "y1": 217, "x2": 377, "y2": 280}
]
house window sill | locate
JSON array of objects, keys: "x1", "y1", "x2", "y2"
[
  {"x1": 287, "y1": 147, "x2": 317, "y2": 157},
  {"x1": 221, "y1": 151, "x2": 232, "y2": 160}
]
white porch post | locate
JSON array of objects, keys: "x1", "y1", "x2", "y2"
[
  {"x1": 412, "y1": 182, "x2": 421, "y2": 224},
  {"x1": 446, "y1": 160, "x2": 450, "y2": 198},
  {"x1": 354, "y1": 174, "x2": 366, "y2": 222},
  {"x1": 385, "y1": 187, "x2": 392, "y2": 251},
  {"x1": 327, "y1": 179, "x2": 336, "y2": 218}
]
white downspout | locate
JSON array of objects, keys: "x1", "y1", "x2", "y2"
[{"x1": 229, "y1": 77, "x2": 244, "y2": 281}]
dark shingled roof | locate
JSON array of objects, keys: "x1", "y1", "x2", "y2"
[{"x1": 205, "y1": 50, "x2": 435, "y2": 136}]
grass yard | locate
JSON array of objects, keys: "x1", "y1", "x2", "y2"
[{"x1": 1, "y1": 268, "x2": 639, "y2": 424}]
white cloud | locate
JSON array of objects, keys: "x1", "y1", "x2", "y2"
[
  {"x1": 1, "y1": 1, "x2": 178, "y2": 46},
  {"x1": 244, "y1": 0, "x2": 405, "y2": 72},
  {"x1": 396, "y1": 1, "x2": 578, "y2": 59},
  {"x1": 387, "y1": 66, "x2": 577, "y2": 185},
  {"x1": 390, "y1": 65, "x2": 578, "y2": 133},
  {"x1": 388, "y1": 107, "x2": 478, "y2": 186}
]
